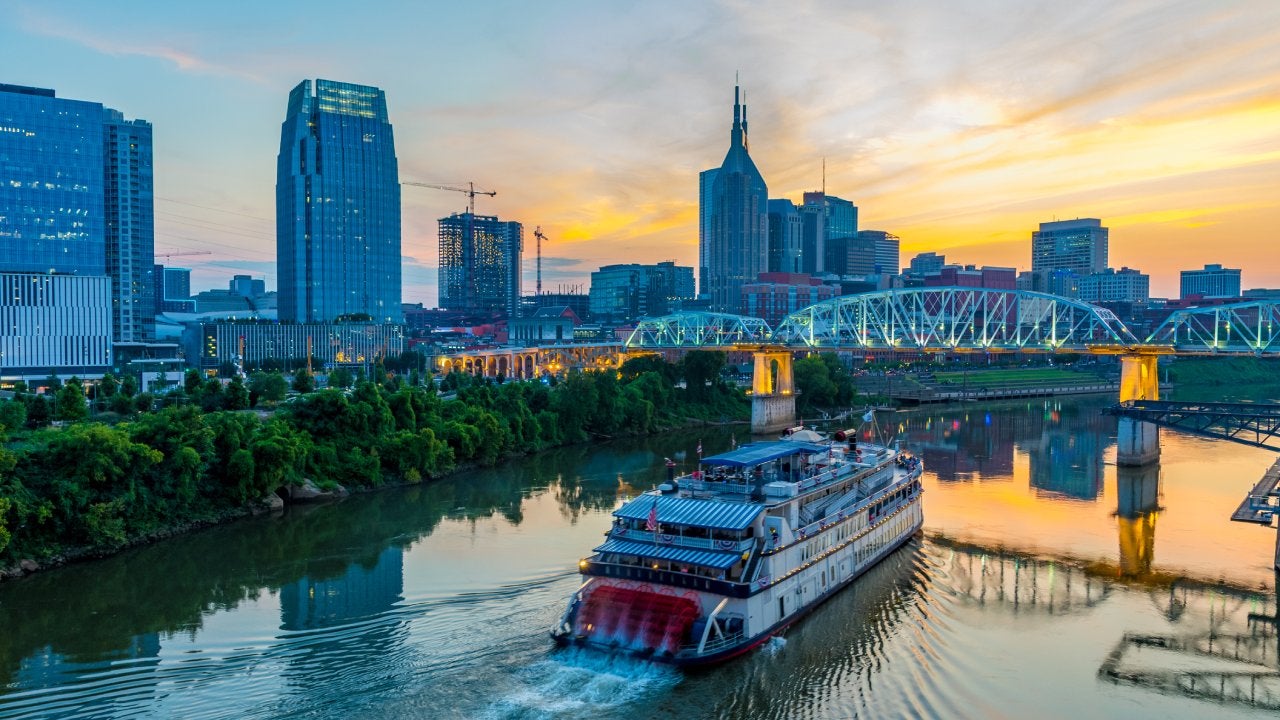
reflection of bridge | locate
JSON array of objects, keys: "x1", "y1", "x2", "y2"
[{"x1": 936, "y1": 539, "x2": 1112, "y2": 614}]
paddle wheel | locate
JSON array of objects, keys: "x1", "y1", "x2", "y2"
[{"x1": 573, "y1": 583, "x2": 701, "y2": 655}]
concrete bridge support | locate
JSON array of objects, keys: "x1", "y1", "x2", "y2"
[
  {"x1": 1117, "y1": 354, "x2": 1161, "y2": 466},
  {"x1": 751, "y1": 350, "x2": 796, "y2": 434}
]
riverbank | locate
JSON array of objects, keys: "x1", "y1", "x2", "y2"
[{"x1": 0, "y1": 353, "x2": 750, "y2": 583}]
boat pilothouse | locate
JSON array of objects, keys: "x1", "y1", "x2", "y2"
[{"x1": 551, "y1": 421, "x2": 924, "y2": 666}]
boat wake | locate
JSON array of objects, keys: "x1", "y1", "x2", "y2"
[{"x1": 483, "y1": 647, "x2": 680, "y2": 720}]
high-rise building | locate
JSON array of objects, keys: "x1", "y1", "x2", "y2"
[
  {"x1": 766, "y1": 199, "x2": 801, "y2": 274},
  {"x1": 103, "y1": 109, "x2": 155, "y2": 342},
  {"x1": 803, "y1": 192, "x2": 858, "y2": 275},
  {"x1": 588, "y1": 261, "x2": 695, "y2": 324},
  {"x1": 701, "y1": 85, "x2": 768, "y2": 312},
  {"x1": 276, "y1": 79, "x2": 401, "y2": 323},
  {"x1": 1180, "y1": 263, "x2": 1241, "y2": 299},
  {"x1": 848, "y1": 230, "x2": 900, "y2": 276},
  {"x1": 0, "y1": 84, "x2": 105, "y2": 275},
  {"x1": 153, "y1": 265, "x2": 194, "y2": 313},
  {"x1": 698, "y1": 168, "x2": 718, "y2": 297},
  {"x1": 797, "y1": 200, "x2": 825, "y2": 275},
  {"x1": 0, "y1": 83, "x2": 154, "y2": 377},
  {"x1": 438, "y1": 213, "x2": 522, "y2": 316},
  {"x1": 1031, "y1": 218, "x2": 1108, "y2": 275}
]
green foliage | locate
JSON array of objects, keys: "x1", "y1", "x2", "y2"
[
  {"x1": 291, "y1": 369, "x2": 315, "y2": 394},
  {"x1": 225, "y1": 377, "x2": 250, "y2": 411},
  {"x1": 98, "y1": 373, "x2": 119, "y2": 398},
  {"x1": 184, "y1": 369, "x2": 202, "y2": 395},
  {"x1": 794, "y1": 354, "x2": 857, "y2": 414},
  {"x1": 681, "y1": 351, "x2": 726, "y2": 402},
  {"x1": 0, "y1": 352, "x2": 752, "y2": 565},
  {"x1": 248, "y1": 371, "x2": 288, "y2": 404},
  {"x1": 54, "y1": 379, "x2": 89, "y2": 422},
  {"x1": 328, "y1": 367, "x2": 354, "y2": 389},
  {"x1": 0, "y1": 400, "x2": 26, "y2": 437},
  {"x1": 134, "y1": 393, "x2": 156, "y2": 414}
]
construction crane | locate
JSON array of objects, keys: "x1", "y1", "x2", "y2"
[
  {"x1": 156, "y1": 249, "x2": 212, "y2": 262},
  {"x1": 402, "y1": 181, "x2": 496, "y2": 215},
  {"x1": 533, "y1": 226, "x2": 548, "y2": 298}
]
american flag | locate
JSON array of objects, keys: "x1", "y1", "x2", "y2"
[{"x1": 646, "y1": 500, "x2": 658, "y2": 532}]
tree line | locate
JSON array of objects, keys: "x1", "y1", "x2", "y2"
[{"x1": 0, "y1": 351, "x2": 752, "y2": 565}]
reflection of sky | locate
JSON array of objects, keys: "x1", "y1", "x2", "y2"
[
  {"x1": 280, "y1": 547, "x2": 404, "y2": 631},
  {"x1": 4, "y1": 2, "x2": 1279, "y2": 300}
]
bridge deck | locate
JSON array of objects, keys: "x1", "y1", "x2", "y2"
[{"x1": 1232, "y1": 457, "x2": 1280, "y2": 525}]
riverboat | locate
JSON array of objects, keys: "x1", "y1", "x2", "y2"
[{"x1": 551, "y1": 423, "x2": 924, "y2": 666}]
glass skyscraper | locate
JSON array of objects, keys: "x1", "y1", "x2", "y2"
[
  {"x1": 701, "y1": 85, "x2": 768, "y2": 313},
  {"x1": 277, "y1": 79, "x2": 401, "y2": 323},
  {"x1": 104, "y1": 109, "x2": 155, "y2": 342},
  {"x1": 0, "y1": 84, "x2": 105, "y2": 275}
]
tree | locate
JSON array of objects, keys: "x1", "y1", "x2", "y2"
[
  {"x1": 98, "y1": 373, "x2": 119, "y2": 399},
  {"x1": 681, "y1": 350, "x2": 726, "y2": 402},
  {"x1": 134, "y1": 392, "x2": 156, "y2": 413},
  {"x1": 328, "y1": 366, "x2": 354, "y2": 389},
  {"x1": 184, "y1": 369, "x2": 203, "y2": 395},
  {"x1": 292, "y1": 368, "x2": 315, "y2": 394},
  {"x1": 54, "y1": 379, "x2": 89, "y2": 422},
  {"x1": 225, "y1": 376, "x2": 250, "y2": 411},
  {"x1": 248, "y1": 371, "x2": 288, "y2": 404},
  {"x1": 0, "y1": 399, "x2": 26, "y2": 436},
  {"x1": 120, "y1": 374, "x2": 138, "y2": 398},
  {"x1": 794, "y1": 355, "x2": 837, "y2": 413}
]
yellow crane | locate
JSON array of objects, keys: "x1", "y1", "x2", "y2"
[{"x1": 402, "y1": 181, "x2": 496, "y2": 215}]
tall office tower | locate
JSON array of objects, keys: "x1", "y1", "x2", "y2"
[
  {"x1": 154, "y1": 264, "x2": 193, "y2": 313},
  {"x1": 698, "y1": 168, "x2": 718, "y2": 297},
  {"x1": 766, "y1": 199, "x2": 802, "y2": 273},
  {"x1": 797, "y1": 199, "x2": 825, "y2": 274},
  {"x1": 0, "y1": 84, "x2": 105, "y2": 274},
  {"x1": 1180, "y1": 263, "x2": 1241, "y2": 299},
  {"x1": 438, "y1": 213, "x2": 522, "y2": 316},
  {"x1": 277, "y1": 79, "x2": 401, "y2": 323},
  {"x1": 103, "y1": 109, "x2": 155, "y2": 342},
  {"x1": 803, "y1": 191, "x2": 858, "y2": 275},
  {"x1": 853, "y1": 230, "x2": 900, "y2": 275},
  {"x1": 1031, "y1": 218, "x2": 1108, "y2": 274},
  {"x1": 0, "y1": 84, "x2": 129, "y2": 378},
  {"x1": 701, "y1": 85, "x2": 768, "y2": 312}
]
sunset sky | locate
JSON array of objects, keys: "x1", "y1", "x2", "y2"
[{"x1": 3, "y1": 0, "x2": 1277, "y2": 302}]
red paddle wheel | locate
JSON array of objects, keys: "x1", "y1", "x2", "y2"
[{"x1": 574, "y1": 583, "x2": 701, "y2": 655}]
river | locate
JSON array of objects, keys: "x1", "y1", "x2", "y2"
[{"x1": 1, "y1": 395, "x2": 1277, "y2": 719}]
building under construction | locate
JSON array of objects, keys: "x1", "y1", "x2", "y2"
[{"x1": 437, "y1": 213, "x2": 523, "y2": 318}]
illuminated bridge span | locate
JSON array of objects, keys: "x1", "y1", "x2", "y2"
[
  {"x1": 1146, "y1": 300, "x2": 1280, "y2": 354},
  {"x1": 625, "y1": 312, "x2": 772, "y2": 348},
  {"x1": 771, "y1": 288, "x2": 1140, "y2": 351}
]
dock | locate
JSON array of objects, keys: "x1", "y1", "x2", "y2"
[{"x1": 1231, "y1": 457, "x2": 1280, "y2": 525}]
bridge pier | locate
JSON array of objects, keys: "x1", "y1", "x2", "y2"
[
  {"x1": 1117, "y1": 354, "x2": 1161, "y2": 467},
  {"x1": 750, "y1": 350, "x2": 796, "y2": 434}
]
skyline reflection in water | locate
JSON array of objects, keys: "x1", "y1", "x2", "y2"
[{"x1": 0, "y1": 396, "x2": 1277, "y2": 719}]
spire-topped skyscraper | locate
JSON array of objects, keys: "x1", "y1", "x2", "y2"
[{"x1": 701, "y1": 83, "x2": 769, "y2": 312}]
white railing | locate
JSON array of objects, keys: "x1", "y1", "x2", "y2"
[{"x1": 608, "y1": 529, "x2": 753, "y2": 553}]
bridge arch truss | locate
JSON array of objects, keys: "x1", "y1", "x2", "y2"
[
  {"x1": 624, "y1": 311, "x2": 772, "y2": 349},
  {"x1": 1146, "y1": 300, "x2": 1280, "y2": 355},
  {"x1": 772, "y1": 287, "x2": 1140, "y2": 351}
]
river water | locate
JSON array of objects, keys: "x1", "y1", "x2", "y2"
[{"x1": 1, "y1": 395, "x2": 1278, "y2": 719}]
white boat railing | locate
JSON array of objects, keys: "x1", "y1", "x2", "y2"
[{"x1": 608, "y1": 529, "x2": 753, "y2": 553}]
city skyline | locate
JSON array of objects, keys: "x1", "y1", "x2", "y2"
[{"x1": 3, "y1": 1, "x2": 1277, "y2": 300}]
